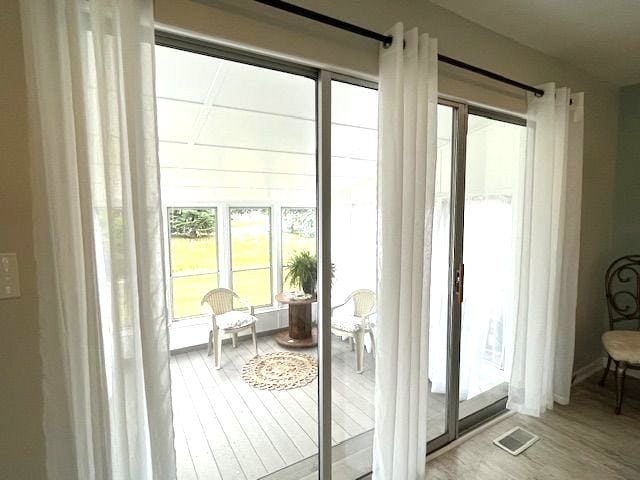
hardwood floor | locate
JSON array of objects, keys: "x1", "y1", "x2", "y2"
[
  {"x1": 426, "y1": 375, "x2": 640, "y2": 479},
  {"x1": 171, "y1": 333, "x2": 381, "y2": 480},
  {"x1": 171, "y1": 333, "x2": 456, "y2": 479}
]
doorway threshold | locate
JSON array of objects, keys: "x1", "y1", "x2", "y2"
[{"x1": 426, "y1": 409, "x2": 515, "y2": 463}]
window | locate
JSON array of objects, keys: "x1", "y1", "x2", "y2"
[
  {"x1": 168, "y1": 207, "x2": 218, "y2": 319},
  {"x1": 281, "y1": 207, "x2": 317, "y2": 291},
  {"x1": 229, "y1": 207, "x2": 272, "y2": 307}
]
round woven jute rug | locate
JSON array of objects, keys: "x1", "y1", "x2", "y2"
[{"x1": 241, "y1": 352, "x2": 318, "y2": 390}]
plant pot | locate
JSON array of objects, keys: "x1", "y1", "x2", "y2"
[{"x1": 302, "y1": 279, "x2": 316, "y2": 296}]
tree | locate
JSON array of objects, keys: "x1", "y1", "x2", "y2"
[
  {"x1": 283, "y1": 208, "x2": 316, "y2": 238},
  {"x1": 169, "y1": 208, "x2": 216, "y2": 237}
]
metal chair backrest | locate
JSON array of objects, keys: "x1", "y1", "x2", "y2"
[
  {"x1": 605, "y1": 255, "x2": 640, "y2": 330},
  {"x1": 201, "y1": 288, "x2": 237, "y2": 316},
  {"x1": 349, "y1": 289, "x2": 376, "y2": 318}
]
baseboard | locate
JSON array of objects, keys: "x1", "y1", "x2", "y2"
[
  {"x1": 572, "y1": 356, "x2": 640, "y2": 384},
  {"x1": 170, "y1": 326, "x2": 288, "y2": 355},
  {"x1": 572, "y1": 358, "x2": 605, "y2": 385}
]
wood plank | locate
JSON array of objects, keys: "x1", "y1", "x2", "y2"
[
  {"x1": 332, "y1": 374, "x2": 374, "y2": 418},
  {"x1": 264, "y1": 431, "x2": 375, "y2": 480},
  {"x1": 257, "y1": 334, "x2": 376, "y2": 436},
  {"x1": 287, "y1": 386, "x2": 350, "y2": 445},
  {"x1": 188, "y1": 350, "x2": 284, "y2": 475},
  {"x1": 262, "y1": 334, "x2": 373, "y2": 443},
  {"x1": 176, "y1": 354, "x2": 252, "y2": 479},
  {"x1": 331, "y1": 387, "x2": 373, "y2": 432},
  {"x1": 253, "y1": 337, "x2": 357, "y2": 444},
  {"x1": 200, "y1": 348, "x2": 305, "y2": 467},
  {"x1": 172, "y1": 391, "x2": 199, "y2": 480},
  {"x1": 171, "y1": 333, "x2": 456, "y2": 479},
  {"x1": 233, "y1": 342, "x2": 318, "y2": 457},
  {"x1": 235, "y1": 341, "x2": 319, "y2": 446},
  {"x1": 331, "y1": 352, "x2": 375, "y2": 396},
  {"x1": 170, "y1": 359, "x2": 223, "y2": 479}
]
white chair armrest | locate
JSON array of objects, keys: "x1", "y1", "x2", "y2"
[
  {"x1": 238, "y1": 296, "x2": 255, "y2": 316},
  {"x1": 331, "y1": 301, "x2": 349, "y2": 314}
]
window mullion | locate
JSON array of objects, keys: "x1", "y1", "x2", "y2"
[
  {"x1": 221, "y1": 204, "x2": 232, "y2": 289},
  {"x1": 274, "y1": 204, "x2": 283, "y2": 299}
]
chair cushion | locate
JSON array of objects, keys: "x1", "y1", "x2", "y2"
[
  {"x1": 602, "y1": 330, "x2": 640, "y2": 364},
  {"x1": 331, "y1": 314, "x2": 363, "y2": 333},
  {"x1": 215, "y1": 311, "x2": 256, "y2": 329}
]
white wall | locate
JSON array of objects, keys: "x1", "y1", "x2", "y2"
[{"x1": 156, "y1": 0, "x2": 619, "y2": 371}]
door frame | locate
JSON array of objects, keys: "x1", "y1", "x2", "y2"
[{"x1": 431, "y1": 98, "x2": 527, "y2": 451}]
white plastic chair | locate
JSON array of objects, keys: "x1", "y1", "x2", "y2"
[
  {"x1": 331, "y1": 289, "x2": 376, "y2": 373},
  {"x1": 201, "y1": 288, "x2": 258, "y2": 369}
]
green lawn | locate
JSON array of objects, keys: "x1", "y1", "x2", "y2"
[{"x1": 169, "y1": 225, "x2": 315, "y2": 319}]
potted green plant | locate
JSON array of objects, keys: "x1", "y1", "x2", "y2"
[
  {"x1": 285, "y1": 250, "x2": 335, "y2": 295},
  {"x1": 285, "y1": 251, "x2": 317, "y2": 295}
]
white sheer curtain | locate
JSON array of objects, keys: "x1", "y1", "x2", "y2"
[
  {"x1": 508, "y1": 84, "x2": 584, "y2": 416},
  {"x1": 373, "y1": 23, "x2": 438, "y2": 480},
  {"x1": 429, "y1": 199, "x2": 516, "y2": 400},
  {"x1": 428, "y1": 198, "x2": 450, "y2": 395},
  {"x1": 20, "y1": 0, "x2": 175, "y2": 478}
]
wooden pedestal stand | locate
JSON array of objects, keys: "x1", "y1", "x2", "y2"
[{"x1": 274, "y1": 292, "x2": 318, "y2": 348}]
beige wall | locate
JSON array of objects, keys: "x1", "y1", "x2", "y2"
[
  {"x1": 0, "y1": 0, "x2": 620, "y2": 475},
  {"x1": 613, "y1": 83, "x2": 640, "y2": 257},
  {"x1": 0, "y1": 1, "x2": 46, "y2": 479},
  {"x1": 156, "y1": 0, "x2": 619, "y2": 370}
]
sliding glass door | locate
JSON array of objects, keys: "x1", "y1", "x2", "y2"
[
  {"x1": 458, "y1": 111, "x2": 525, "y2": 426},
  {"x1": 156, "y1": 35, "x2": 321, "y2": 480},
  {"x1": 157, "y1": 32, "x2": 526, "y2": 480},
  {"x1": 319, "y1": 85, "x2": 527, "y2": 477},
  {"x1": 429, "y1": 99, "x2": 526, "y2": 449},
  {"x1": 329, "y1": 77, "x2": 378, "y2": 478}
]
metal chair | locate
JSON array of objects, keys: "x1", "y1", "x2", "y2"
[
  {"x1": 201, "y1": 288, "x2": 258, "y2": 369},
  {"x1": 331, "y1": 289, "x2": 376, "y2": 373},
  {"x1": 600, "y1": 255, "x2": 640, "y2": 414}
]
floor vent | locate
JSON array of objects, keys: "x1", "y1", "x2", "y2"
[{"x1": 493, "y1": 427, "x2": 539, "y2": 456}]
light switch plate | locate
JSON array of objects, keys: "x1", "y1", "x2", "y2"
[{"x1": 0, "y1": 253, "x2": 20, "y2": 299}]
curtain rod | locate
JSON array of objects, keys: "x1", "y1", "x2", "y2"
[{"x1": 254, "y1": 0, "x2": 545, "y2": 97}]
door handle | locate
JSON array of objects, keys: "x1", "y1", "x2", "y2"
[{"x1": 455, "y1": 263, "x2": 464, "y2": 304}]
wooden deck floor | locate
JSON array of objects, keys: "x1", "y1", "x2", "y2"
[
  {"x1": 170, "y1": 333, "x2": 506, "y2": 479},
  {"x1": 171, "y1": 334, "x2": 383, "y2": 480}
]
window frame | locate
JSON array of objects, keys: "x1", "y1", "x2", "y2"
[
  {"x1": 228, "y1": 206, "x2": 274, "y2": 309},
  {"x1": 165, "y1": 203, "x2": 319, "y2": 321},
  {"x1": 166, "y1": 206, "x2": 220, "y2": 321}
]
